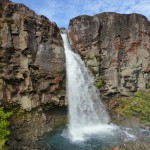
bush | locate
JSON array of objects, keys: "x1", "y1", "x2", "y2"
[
  {"x1": 0, "y1": 107, "x2": 12, "y2": 149},
  {"x1": 115, "y1": 91, "x2": 150, "y2": 123},
  {"x1": 96, "y1": 80, "x2": 103, "y2": 88}
]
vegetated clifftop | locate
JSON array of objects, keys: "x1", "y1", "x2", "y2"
[
  {"x1": 68, "y1": 12, "x2": 150, "y2": 102},
  {"x1": 0, "y1": 1, "x2": 66, "y2": 110},
  {"x1": 0, "y1": 1, "x2": 66, "y2": 149}
]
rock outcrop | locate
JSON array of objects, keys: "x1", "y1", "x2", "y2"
[
  {"x1": 0, "y1": 1, "x2": 66, "y2": 149},
  {"x1": 68, "y1": 13, "x2": 150, "y2": 101},
  {"x1": 0, "y1": 1, "x2": 66, "y2": 110},
  {"x1": 8, "y1": 105, "x2": 67, "y2": 150}
]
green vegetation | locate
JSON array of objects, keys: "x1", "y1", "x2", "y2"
[
  {"x1": 147, "y1": 82, "x2": 150, "y2": 89},
  {"x1": 55, "y1": 89, "x2": 65, "y2": 95},
  {"x1": 0, "y1": 107, "x2": 12, "y2": 149},
  {"x1": 96, "y1": 80, "x2": 103, "y2": 88},
  {"x1": 115, "y1": 91, "x2": 150, "y2": 123},
  {"x1": 12, "y1": 108, "x2": 25, "y2": 120}
]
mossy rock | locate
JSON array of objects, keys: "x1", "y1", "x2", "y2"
[
  {"x1": 53, "y1": 118, "x2": 67, "y2": 129},
  {"x1": 11, "y1": 108, "x2": 25, "y2": 120}
]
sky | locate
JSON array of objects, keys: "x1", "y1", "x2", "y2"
[{"x1": 11, "y1": 0, "x2": 150, "y2": 28}]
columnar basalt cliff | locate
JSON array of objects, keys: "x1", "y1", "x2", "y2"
[
  {"x1": 68, "y1": 13, "x2": 150, "y2": 101},
  {"x1": 0, "y1": 1, "x2": 66, "y2": 109},
  {"x1": 0, "y1": 1, "x2": 66, "y2": 149}
]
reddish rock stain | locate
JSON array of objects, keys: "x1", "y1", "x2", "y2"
[
  {"x1": 144, "y1": 64, "x2": 150, "y2": 73},
  {"x1": 127, "y1": 40, "x2": 142, "y2": 54}
]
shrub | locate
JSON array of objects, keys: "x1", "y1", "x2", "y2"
[
  {"x1": 115, "y1": 91, "x2": 150, "y2": 123},
  {"x1": 0, "y1": 107, "x2": 12, "y2": 149},
  {"x1": 96, "y1": 80, "x2": 103, "y2": 88}
]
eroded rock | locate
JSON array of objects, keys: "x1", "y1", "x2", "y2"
[
  {"x1": 0, "y1": 1, "x2": 66, "y2": 110},
  {"x1": 0, "y1": 1, "x2": 66, "y2": 149},
  {"x1": 68, "y1": 13, "x2": 150, "y2": 101}
]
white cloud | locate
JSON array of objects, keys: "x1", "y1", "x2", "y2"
[{"x1": 13, "y1": 0, "x2": 150, "y2": 27}]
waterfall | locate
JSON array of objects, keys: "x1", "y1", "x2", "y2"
[{"x1": 61, "y1": 33, "x2": 111, "y2": 141}]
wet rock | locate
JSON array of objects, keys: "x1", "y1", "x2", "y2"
[
  {"x1": 7, "y1": 105, "x2": 67, "y2": 150},
  {"x1": 101, "y1": 142, "x2": 150, "y2": 150}
]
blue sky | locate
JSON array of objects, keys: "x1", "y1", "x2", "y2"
[{"x1": 12, "y1": 0, "x2": 150, "y2": 28}]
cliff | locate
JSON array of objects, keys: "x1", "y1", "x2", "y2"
[
  {"x1": 68, "y1": 13, "x2": 150, "y2": 102},
  {"x1": 0, "y1": 1, "x2": 66, "y2": 149},
  {"x1": 0, "y1": 1, "x2": 66, "y2": 110}
]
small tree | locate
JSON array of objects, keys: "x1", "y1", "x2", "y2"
[{"x1": 0, "y1": 107, "x2": 12, "y2": 149}]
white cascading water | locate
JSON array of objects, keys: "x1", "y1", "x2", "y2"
[{"x1": 61, "y1": 33, "x2": 116, "y2": 141}]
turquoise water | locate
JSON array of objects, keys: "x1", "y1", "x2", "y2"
[
  {"x1": 38, "y1": 126, "x2": 150, "y2": 150},
  {"x1": 39, "y1": 127, "x2": 124, "y2": 150}
]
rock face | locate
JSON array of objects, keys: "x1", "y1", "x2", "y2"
[
  {"x1": 101, "y1": 142, "x2": 150, "y2": 150},
  {"x1": 8, "y1": 106, "x2": 67, "y2": 150},
  {"x1": 68, "y1": 13, "x2": 150, "y2": 101},
  {"x1": 0, "y1": 1, "x2": 66, "y2": 148},
  {"x1": 0, "y1": 1, "x2": 66, "y2": 110}
]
